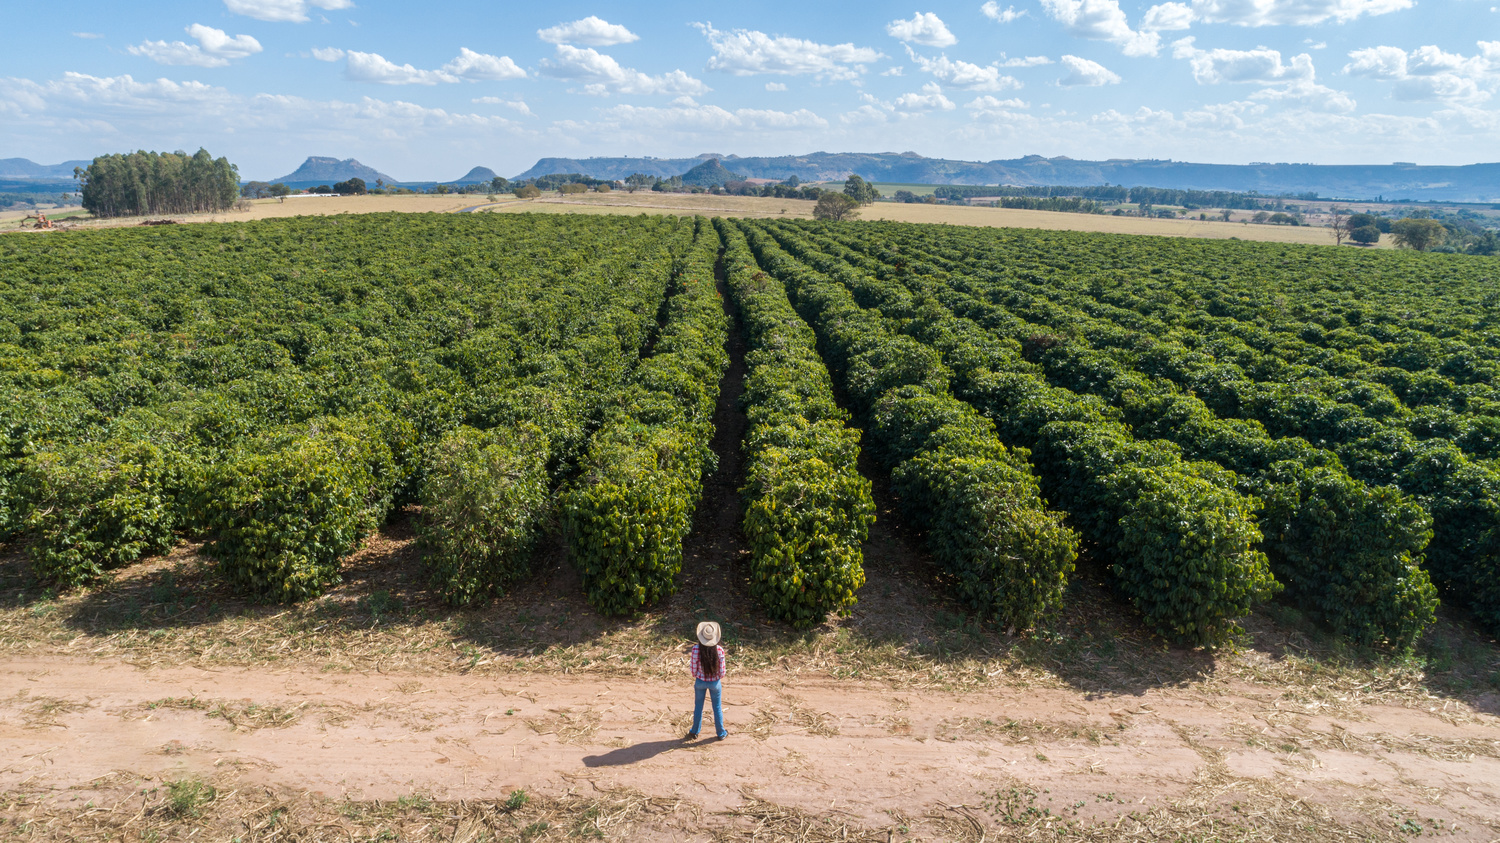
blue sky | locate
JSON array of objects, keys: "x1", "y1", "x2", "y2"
[{"x1": 4, "y1": 1, "x2": 1498, "y2": 180}]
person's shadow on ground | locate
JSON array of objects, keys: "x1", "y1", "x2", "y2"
[{"x1": 582, "y1": 738, "x2": 712, "y2": 767}]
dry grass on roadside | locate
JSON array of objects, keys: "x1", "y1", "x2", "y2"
[
  {"x1": 12, "y1": 690, "x2": 90, "y2": 727},
  {"x1": 138, "y1": 696, "x2": 308, "y2": 731},
  {"x1": 1220, "y1": 715, "x2": 1500, "y2": 762},
  {"x1": 0, "y1": 778, "x2": 687, "y2": 842},
  {"x1": 0, "y1": 771, "x2": 1442, "y2": 843}
]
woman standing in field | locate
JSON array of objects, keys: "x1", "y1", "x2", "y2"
[{"x1": 686, "y1": 621, "x2": 729, "y2": 741}]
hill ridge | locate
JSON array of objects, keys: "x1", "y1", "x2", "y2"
[
  {"x1": 513, "y1": 152, "x2": 1500, "y2": 202},
  {"x1": 447, "y1": 166, "x2": 498, "y2": 185},
  {"x1": 0, "y1": 158, "x2": 92, "y2": 180},
  {"x1": 271, "y1": 156, "x2": 396, "y2": 187}
]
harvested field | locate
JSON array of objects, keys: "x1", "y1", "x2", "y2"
[
  {"x1": 862, "y1": 201, "x2": 1345, "y2": 244},
  {"x1": 1, "y1": 194, "x2": 502, "y2": 231},
  {"x1": 3, "y1": 190, "x2": 1352, "y2": 247},
  {"x1": 484, "y1": 192, "x2": 1347, "y2": 246}
]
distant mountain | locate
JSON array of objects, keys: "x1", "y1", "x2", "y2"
[
  {"x1": 679, "y1": 158, "x2": 741, "y2": 187},
  {"x1": 0, "y1": 158, "x2": 91, "y2": 179},
  {"x1": 447, "y1": 166, "x2": 498, "y2": 185},
  {"x1": 514, "y1": 152, "x2": 1500, "y2": 202},
  {"x1": 270, "y1": 156, "x2": 395, "y2": 187}
]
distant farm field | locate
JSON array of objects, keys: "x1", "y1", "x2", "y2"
[
  {"x1": 1, "y1": 193, "x2": 506, "y2": 230},
  {"x1": 869, "y1": 182, "x2": 940, "y2": 196},
  {"x1": 483, "y1": 190, "x2": 1346, "y2": 246},
  {"x1": 3, "y1": 186, "x2": 1357, "y2": 248}
]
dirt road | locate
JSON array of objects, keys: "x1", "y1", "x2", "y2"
[{"x1": 3, "y1": 655, "x2": 1498, "y2": 840}]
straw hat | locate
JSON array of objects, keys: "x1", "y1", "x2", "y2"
[{"x1": 696, "y1": 621, "x2": 721, "y2": 648}]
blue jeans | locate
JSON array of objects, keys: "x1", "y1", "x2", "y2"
[{"x1": 692, "y1": 679, "x2": 727, "y2": 738}]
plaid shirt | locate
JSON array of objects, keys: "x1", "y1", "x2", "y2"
[{"x1": 689, "y1": 644, "x2": 726, "y2": 681}]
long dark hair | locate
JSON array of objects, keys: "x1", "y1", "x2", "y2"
[{"x1": 699, "y1": 642, "x2": 720, "y2": 678}]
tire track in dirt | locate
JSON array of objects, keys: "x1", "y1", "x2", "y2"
[{"x1": 3, "y1": 656, "x2": 1499, "y2": 839}]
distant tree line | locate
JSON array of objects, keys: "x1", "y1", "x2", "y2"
[
  {"x1": 241, "y1": 181, "x2": 292, "y2": 199},
  {"x1": 893, "y1": 191, "x2": 1106, "y2": 214},
  {"x1": 527, "y1": 173, "x2": 609, "y2": 191},
  {"x1": 239, "y1": 175, "x2": 513, "y2": 199},
  {"x1": 0, "y1": 192, "x2": 81, "y2": 210},
  {"x1": 77, "y1": 149, "x2": 239, "y2": 218},
  {"x1": 928, "y1": 183, "x2": 1317, "y2": 210},
  {"x1": 1330, "y1": 207, "x2": 1497, "y2": 254},
  {"x1": 725, "y1": 180, "x2": 828, "y2": 200},
  {"x1": 997, "y1": 196, "x2": 1103, "y2": 213},
  {"x1": 610, "y1": 171, "x2": 830, "y2": 200}
]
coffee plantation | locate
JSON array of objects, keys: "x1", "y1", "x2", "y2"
[{"x1": 2, "y1": 212, "x2": 1496, "y2": 647}]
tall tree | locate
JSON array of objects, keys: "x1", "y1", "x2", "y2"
[
  {"x1": 814, "y1": 193, "x2": 860, "y2": 221},
  {"x1": 79, "y1": 148, "x2": 239, "y2": 218},
  {"x1": 1391, "y1": 218, "x2": 1447, "y2": 251},
  {"x1": 843, "y1": 174, "x2": 881, "y2": 205},
  {"x1": 1329, "y1": 207, "x2": 1350, "y2": 245}
]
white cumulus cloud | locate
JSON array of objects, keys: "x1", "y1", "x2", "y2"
[
  {"x1": 886, "y1": 12, "x2": 958, "y2": 47},
  {"x1": 766, "y1": 82, "x2": 788, "y2": 91},
  {"x1": 895, "y1": 82, "x2": 957, "y2": 111},
  {"x1": 1041, "y1": 0, "x2": 1161, "y2": 57},
  {"x1": 1172, "y1": 37, "x2": 1313, "y2": 84},
  {"x1": 1250, "y1": 79, "x2": 1356, "y2": 111},
  {"x1": 1344, "y1": 42, "x2": 1497, "y2": 103},
  {"x1": 442, "y1": 48, "x2": 526, "y2": 81},
  {"x1": 5, "y1": 71, "x2": 235, "y2": 113},
  {"x1": 1000, "y1": 55, "x2": 1054, "y2": 67},
  {"x1": 537, "y1": 16, "x2": 639, "y2": 47},
  {"x1": 1188, "y1": 0, "x2": 1412, "y2": 27},
  {"x1": 1143, "y1": 2, "x2": 1196, "y2": 30},
  {"x1": 581, "y1": 102, "x2": 828, "y2": 133},
  {"x1": 223, "y1": 0, "x2": 353, "y2": 24},
  {"x1": 344, "y1": 51, "x2": 454, "y2": 85},
  {"x1": 1172, "y1": 37, "x2": 1361, "y2": 111},
  {"x1": 840, "y1": 104, "x2": 891, "y2": 124},
  {"x1": 129, "y1": 24, "x2": 263, "y2": 68},
  {"x1": 907, "y1": 47, "x2": 1022, "y2": 91},
  {"x1": 1058, "y1": 54, "x2": 1122, "y2": 85},
  {"x1": 1181, "y1": 99, "x2": 1266, "y2": 129},
  {"x1": 981, "y1": 2, "x2": 1026, "y2": 23},
  {"x1": 473, "y1": 96, "x2": 534, "y2": 116},
  {"x1": 966, "y1": 95, "x2": 1030, "y2": 114},
  {"x1": 540, "y1": 44, "x2": 708, "y2": 96},
  {"x1": 1344, "y1": 45, "x2": 1408, "y2": 79},
  {"x1": 695, "y1": 23, "x2": 883, "y2": 80},
  {"x1": 336, "y1": 48, "x2": 523, "y2": 85}
]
